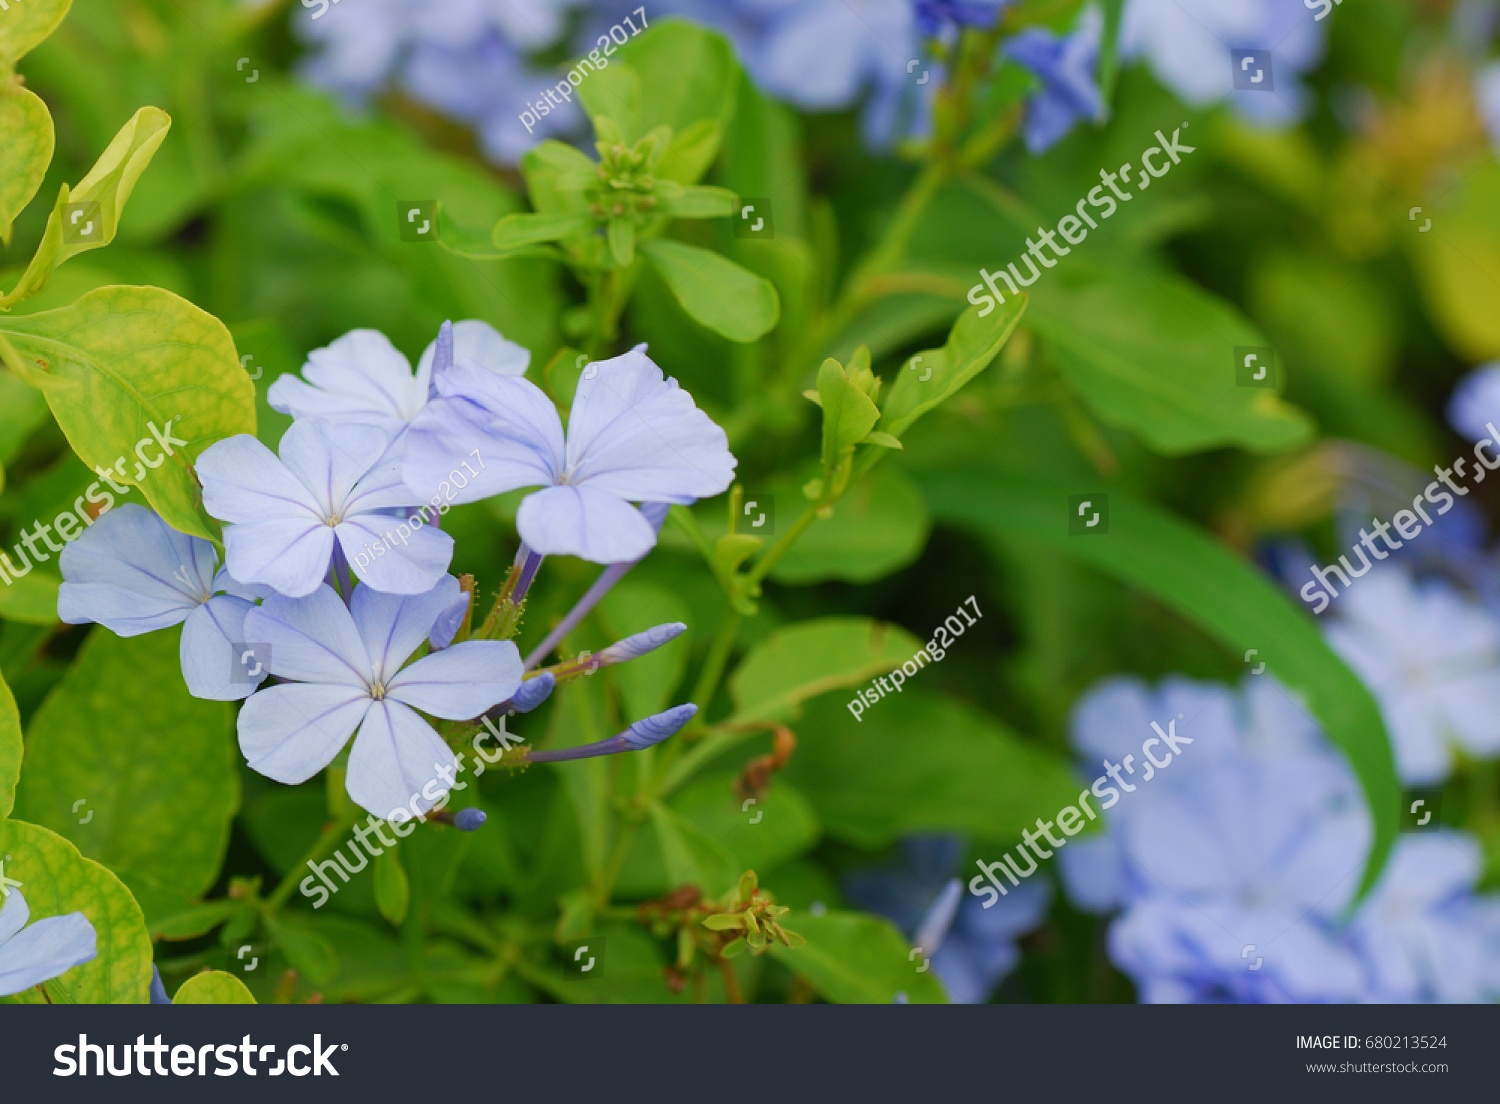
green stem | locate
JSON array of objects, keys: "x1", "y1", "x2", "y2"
[
  {"x1": 265, "y1": 805, "x2": 363, "y2": 913},
  {"x1": 743, "y1": 504, "x2": 822, "y2": 591}
]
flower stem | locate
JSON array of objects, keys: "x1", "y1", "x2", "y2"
[{"x1": 265, "y1": 805, "x2": 363, "y2": 913}]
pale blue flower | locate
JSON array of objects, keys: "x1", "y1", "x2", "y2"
[
  {"x1": 198, "y1": 418, "x2": 454, "y2": 598},
  {"x1": 1347, "y1": 832, "x2": 1500, "y2": 1002},
  {"x1": 1004, "y1": 5, "x2": 1104, "y2": 152},
  {"x1": 237, "y1": 579, "x2": 522, "y2": 818},
  {"x1": 58, "y1": 505, "x2": 270, "y2": 701},
  {"x1": 1446, "y1": 362, "x2": 1500, "y2": 443},
  {"x1": 268, "y1": 322, "x2": 529, "y2": 438},
  {"x1": 1120, "y1": 0, "x2": 1326, "y2": 125},
  {"x1": 1059, "y1": 674, "x2": 1500, "y2": 1002},
  {"x1": 1324, "y1": 567, "x2": 1500, "y2": 786},
  {"x1": 402, "y1": 345, "x2": 735, "y2": 563},
  {"x1": 0, "y1": 891, "x2": 97, "y2": 997}
]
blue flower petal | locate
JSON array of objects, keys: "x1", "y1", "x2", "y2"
[
  {"x1": 347, "y1": 699, "x2": 457, "y2": 820},
  {"x1": 516, "y1": 484, "x2": 660, "y2": 563},
  {"x1": 244, "y1": 585, "x2": 373, "y2": 687},
  {"x1": 237, "y1": 681, "x2": 371, "y2": 785},
  {"x1": 57, "y1": 504, "x2": 213, "y2": 635},
  {"x1": 0, "y1": 903, "x2": 97, "y2": 998},
  {"x1": 348, "y1": 578, "x2": 464, "y2": 682},
  {"x1": 181, "y1": 595, "x2": 263, "y2": 701},
  {"x1": 387, "y1": 639, "x2": 523, "y2": 719}
]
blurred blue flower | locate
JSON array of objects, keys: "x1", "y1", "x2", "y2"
[
  {"x1": 0, "y1": 891, "x2": 97, "y2": 998},
  {"x1": 1446, "y1": 361, "x2": 1500, "y2": 443},
  {"x1": 58, "y1": 504, "x2": 270, "y2": 701},
  {"x1": 198, "y1": 418, "x2": 454, "y2": 598},
  {"x1": 1004, "y1": 5, "x2": 1104, "y2": 152},
  {"x1": 845, "y1": 834, "x2": 1050, "y2": 1003},
  {"x1": 237, "y1": 579, "x2": 521, "y2": 818},
  {"x1": 913, "y1": 0, "x2": 1009, "y2": 37},
  {"x1": 1058, "y1": 675, "x2": 1500, "y2": 1002},
  {"x1": 1324, "y1": 566, "x2": 1500, "y2": 786},
  {"x1": 1120, "y1": 0, "x2": 1326, "y2": 125},
  {"x1": 403, "y1": 345, "x2": 735, "y2": 563}
]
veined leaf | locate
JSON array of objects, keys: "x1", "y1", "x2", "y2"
[
  {"x1": 0, "y1": 818, "x2": 151, "y2": 1003},
  {"x1": 767, "y1": 910, "x2": 946, "y2": 1003},
  {"x1": 0, "y1": 285, "x2": 255, "y2": 542},
  {"x1": 491, "y1": 212, "x2": 595, "y2": 253}
]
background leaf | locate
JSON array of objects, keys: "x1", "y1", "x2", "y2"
[
  {"x1": 767, "y1": 909, "x2": 947, "y2": 1003},
  {"x1": 14, "y1": 628, "x2": 238, "y2": 923},
  {"x1": 0, "y1": 818, "x2": 151, "y2": 1003}
]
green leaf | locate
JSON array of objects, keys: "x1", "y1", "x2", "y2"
[
  {"x1": 577, "y1": 66, "x2": 643, "y2": 137},
  {"x1": 1026, "y1": 265, "x2": 1314, "y2": 455},
  {"x1": 785, "y1": 692, "x2": 1084, "y2": 848},
  {"x1": 657, "y1": 186, "x2": 736, "y2": 219},
  {"x1": 0, "y1": 285, "x2": 256, "y2": 542},
  {"x1": 0, "y1": 85, "x2": 52, "y2": 245},
  {"x1": 648, "y1": 802, "x2": 739, "y2": 895},
  {"x1": 0, "y1": 668, "x2": 18, "y2": 820},
  {"x1": 150, "y1": 899, "x2": 241, "y2": 942},
  {"x1": 670, "y1": 774, "x2": 820, "y2": 874},
  {"x1": 0, "y1": 0, "x2": 70, "y2": 67},
  {"x1": 2, "y1": 107, "x2": 172, "y2": 307},
  {"x1": 521, "y1": 141, "x2": 598, "y2": 215},
  {"x1": 767, "y1": 910, "x2": 946, "y2": 1004},
  {"x1": 373, "y1": 847, "x2": 410, "y2": 927},
  {"x1": 0, "y1": 572, "x2": 60, "y2": 625},
  {"x1": 769, "y1": 465, "x2": 930, "y2": 585},
  {"x1": 173, "y1": 970, "x2": 256, "y2": 1005},
  {"x1": 491, "y1": 212, "x2": 595, "y2": 253},
  {"x1": 603, "y1": 21, "x2": 739, "y2": 145},
  {"x1": 817, "y1": 358, "x2": 880, "y2": 475},
  {"x1": 880, "y1": 296, "x2": 1027, "y2": 440},
  {"x1": 640, "y1": 239, "x2": 779, "y2": 343},
  {"x1": 13, "y1": 629, "x2": 238, "y2": 918},
  {"x1": 921, "y1": 468, "x2": 1400, "y2": 900},
  {"x1": 656, "y1": 118, "x2": 723, "y2": 187},
  {"x1": 266, "y1": 915, "x2": 340, "y2": 986},
  {"x1": 0, "y1": 818, "x2": 151, "y2": 1003},
  {"x1": 729, "y1": 616, "x2": 922, "y2": 725}
]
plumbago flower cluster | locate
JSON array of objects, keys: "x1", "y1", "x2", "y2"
[{"x1": 58, "y1": 319, "x2": 734, "y2": 824}]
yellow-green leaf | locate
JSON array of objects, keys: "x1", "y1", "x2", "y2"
[
  {"x1": 0, "y1": 285, "x2": 256, "y2": 542},
  {"x1": 0, "y1": 819, "x2": 151, "y2": 1003},
  {"x1": 0, "y1": 668, "x2": 19, "y2": 820},
  {"x1": 0, "y1": 0, "x2": 71, "y2": 68},
  {"x1": 2, "y1": 107, "x2": 171, "y2": 307},
  {"x1": 0, "y1": 84, "x2": 52, "y2": 245},
  {"x1": 173, "y1": 971, "x2": 256, "y2": 1005}
]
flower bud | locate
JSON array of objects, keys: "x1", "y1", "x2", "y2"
[{"x1": 454, "y1": 808, "x2": 487, "y2": 832}]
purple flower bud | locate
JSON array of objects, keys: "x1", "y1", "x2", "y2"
[
  {"x1": 511, "y1": 670, "x2": 556, "y2": 713},
  {"x1": 595, "y1": 622, "x2": 687, "y2": 667},
  {"x1": 454, "y1": 808, "x2": 487, "y2": 832},
  {"x1": 622, "y1": 703, "x2": 698, "y2": 750}
]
